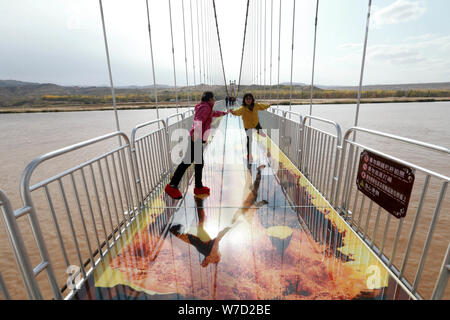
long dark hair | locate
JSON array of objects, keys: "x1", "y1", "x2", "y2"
[
  {"x1": 242, "y1": 93, "x2": 255, "y2": 110},
  {"x1": 201, "y1": 91, "x2": 214, "y2": 102}
]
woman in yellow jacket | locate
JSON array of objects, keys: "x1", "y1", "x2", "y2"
[{"x1": 230, "y1": 93, "x2": 270, "y2": 162}]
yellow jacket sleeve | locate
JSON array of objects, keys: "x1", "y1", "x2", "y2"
[
  {"x1": 230, "y1": 106, "x2": 244, "y2": 116},
  {"x1": 255, "y1": 102, "x2": 270, "y2": 110}
]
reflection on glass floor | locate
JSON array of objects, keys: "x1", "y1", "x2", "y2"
[{"x1": 72, "y1": 115, "x2": 411, "y2": 300}]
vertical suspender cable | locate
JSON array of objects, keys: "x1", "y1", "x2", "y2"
[
  {"x1": 309, "y1": 0, "x2": 319, "y2": 122},
  {"x1": 355, "y1": 0, "x2": 372, "y2": 127},
  {"x1": 182, "y1": 0, "x2": 190, "y2": 107},
  {"x1": 208, "y1": 4, "x2": 213, "y2": 85},
  {"x1": 251, "y1": 8, "x2": 254, "y2": 86},
  {"x1": 205, "y1": 1, "x2": 210, "y2": 85},
  {"x1": 207, "y1": 3, "x2": 212, "y2": 85},
  {"x1": 190, "y1": 0, "x2": 197, "y2": 103},
  {"x1": 212, "y1": 0, "x2": 229, "y2": 97},
  {"x1": 259, "y1": 0, "x2": 263, "y2": 98},
  {"x1": 196, "y1": 0, "x2": 202, "y2": 86},
  {"x1": 254, "y1": 2, "x2": 257, "y2": 87},
  {"x1": 199, "y1": 0, "x2": 204, "y2": 85},
  {"x1": 264, "y1": 0, "x2": 267, "y2": 100},
  {"x1": 99, "y1": 0, "x2": 120, "y2": 132},
  {"x1": 269, "y1": 0, "x2": 273, "y2": 100},
  {"x1": 250, "y1": 3, "x2": 253, "y2": 86},
  {"x1": 145, "y1": 0, "x2": 160, "y2": 120},
  {"x1": 200, "y1": 0, "x2": 206, "y2": 85},
  {"x1": 168, "y1": 0, "x2": 179, "y2": 113},
  {"x1": 276, "y1": 0, "x2": 282, "y2": 107},
  {"x1": 204, "y1": 1, "x2": 209, "y2": 85},
  {"x1": 255, "y1": 3, "x2": 258, "y2": 88},
  {"x1": 253, "y1": 5, "x2": 256, "y2": 87},
  {"x1": 257, "y1": 0, "x2": 260, "y2": 93},
  {"x1": 253, "y1": 2, "x2": 256, "y2": 88},
  {"x1": 289, "y1": 0, "x2": 296, "y2": 112},
  {"x1": 237, "y1": 0, "x2": 250, "y2": 98},
  {"x1": 250, "y1": 8, "x2": 253, "y2": 86}
]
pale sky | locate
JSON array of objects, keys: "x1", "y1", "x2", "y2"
[{"x1": 0, "y1": 0, "x2": 449, "y2": 87}]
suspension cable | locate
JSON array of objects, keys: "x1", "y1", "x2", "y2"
[
  {"x1": 168, "y1": 0, "x2": 179, "y2": 113},
  {"x1": 182, "y1": 0, "x2": 190, "y2": 106},
  {"x1": 264, "y1": 0, "x2": 267, "y2": 100},
  {"x1": 289, "y1": 0, "x2": 296, "y2": 111},
  {"x1": 256, "y1": 0, "x2": 260, "y2": 92},
  {"x1": 204, "y1": 1, "x2": 209, "y2": 85},
  {"x1": 212, "y1": 0, "x2": 229, "y2": 97},
  {"x1": 206, "y1": 0, "x2": 211, "y2": 85},
  {"x1": 190, "y1": 0, "x2": 197, "y2": 102},
  {"x1": 145, "y1": 0, "x2": 160, "y2": 119},
  {"x1": 98, "y1": 0, "x2": 120, "y2": 132},
  {"x1": 276, "y1": 0, "x2": 282, "y2": 106},
  {"x1": 208, "y1": 3, "x2": 213, "y2": 86},
  {"x1": 309, "y1": 0, "x2": 319, "y2": 120},
  {"x1": 200, "y1": 0, "x2": 206, "y2": 85},
  {"x1": 237, "y1": 0, "x2": 250, "y2": 98},
  {"x1": 269, "y1": 0, "x2": 273, "y2": 100},
  {"x1": 259, "y1": 0, "x2": 263, "y2": 98},
  {"x1": 355, "y1": 0, "x2": 372, "y2": 127},
  {"x1": 196, "y1": 0, "x2": 202, "y2": 86}
]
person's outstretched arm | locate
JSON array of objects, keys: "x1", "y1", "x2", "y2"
[
  {"x1": 212, "y1": 110, "x2": 228, "y2": 117},
  {"x1": 255, "y1": 102, "x2": 270, "y2": 110},
  {"x1": 229, "y1": 106, "x2": 244, "y2": 116}
]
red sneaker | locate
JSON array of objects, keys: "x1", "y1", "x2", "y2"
[
  {"x1": 194, "y1": 186, "x2": 210, "y2": 195},
  {"x1": 165, "y1": 184, "x2": 182, "y2": 199}
]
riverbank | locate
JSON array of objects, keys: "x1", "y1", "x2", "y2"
[{"x1": 1, "y1": 97, "x2": 449, "y2": 113}]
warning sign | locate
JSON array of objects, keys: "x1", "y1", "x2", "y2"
[{"x1": 356, "y1": 150, "x2": 415, "y2": 219}]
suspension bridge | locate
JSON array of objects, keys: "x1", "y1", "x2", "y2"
[{"x1": 0, "y1": 0, "x2": 449, "y2": 301}]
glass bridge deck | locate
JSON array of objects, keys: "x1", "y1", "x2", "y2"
[{"x1": 72, "y1": 115, "x2": 411, "y2": 300}]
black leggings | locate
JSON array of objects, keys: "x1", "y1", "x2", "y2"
[
  {"x1": 245, "y1": 122, "x2": 262, "y2": 157},
  {"x1": 170, "y1": 139, "x2": 205, "y2": 188}
]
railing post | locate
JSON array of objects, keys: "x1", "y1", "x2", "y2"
[
  {"x1": 20, "y1": 165, "x2": 62, "y2": 299},
  {"x1": 0, "y1": 191, "x2": 42, "y2": 299},
  {"x1": 431, "y1": 242, "x2": 450, "y2": 300}
]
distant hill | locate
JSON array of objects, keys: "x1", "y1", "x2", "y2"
[
  {"x1": 0, "y1": 80, "x2": 43, "y2": 87},
  {"x1": 280, "y1": 82, "x2": 307, "y2": 86},
  {"x1": 1, "y1": 79, "x2": 449, "y2": 108},
  {"x1": 117, "y1": 84, "x2": 173, "y2": 89}
]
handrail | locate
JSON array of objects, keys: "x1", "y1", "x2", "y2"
[
  {"x1": 166, "y1": 112, "x2": 185, "y2": 127},
  {"x1": 183, "y1": 109, "x2": 195, "y2": 119},
  {"x1": 343, "y1": 127, "x2": 450, "y2": 155},
  {"x1": 302, "y1": 115, "x2": 343, "y2": 146},
  {"x1": 283, "y1": 110, "x2": 302, "y2": 123},
  {"x1": 130, "y1": 119, "x2": 167, "y2": 147}
]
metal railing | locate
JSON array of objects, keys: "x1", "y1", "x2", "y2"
[
  {"x1": 336, "y1": 127, "x2": 450, "y2": 300},
  {"x1": 279, "y1": 110, "x2": 303, "y2": 170},
  {"x1": 301, "y1": 116, "x2": 342, "y2": 206},
  {"x1": 260, "y1": 107, "x2": 449, "y2": 299},
  {"x1": 18, "y1": 131, "x2": 139, "y2": 299},
  {"x1": 131, "y1": 119, "x2": 170, "y2": 205}
]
